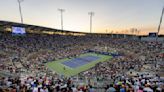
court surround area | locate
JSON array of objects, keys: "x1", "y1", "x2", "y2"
[{"x1": 46, "y1": 53, "x2": 112, "y2": 77}]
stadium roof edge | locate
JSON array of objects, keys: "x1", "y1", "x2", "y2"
[
  {"x1": 0, "y1": 20, "x2": 163, "y2": 37},
  {"x1": 0, "y1": 20, "x2": 89, "y2": 34}
]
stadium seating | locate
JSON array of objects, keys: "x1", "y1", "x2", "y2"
[{"x1": 0, "y1": 31, "x2": 163, "y2": 92}]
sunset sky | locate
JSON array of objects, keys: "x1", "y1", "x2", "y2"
[{"x1": 0, "y1": 0, "x2": 164, "y2": 35}]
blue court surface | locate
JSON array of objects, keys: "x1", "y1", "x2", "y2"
[{"x1": 62, "y1": 55, "x2": 100, "y2": 68}]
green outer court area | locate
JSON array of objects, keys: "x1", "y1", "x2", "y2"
[{"x1": 46, "y1": 53, "x2": 112, "y2": 77}]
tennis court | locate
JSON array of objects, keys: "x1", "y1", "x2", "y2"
[
  {"x1": 62, "y1": 56, "x2": 100, "y2": 68},
  {"x1": 46, "y1": 53, "x2": 112, "y2": 76}
]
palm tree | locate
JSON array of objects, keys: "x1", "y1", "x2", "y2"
[{"x1": 130, "y1": 28, "x2": 135, "y2": 35}]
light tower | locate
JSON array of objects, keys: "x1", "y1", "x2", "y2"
[
  {"x1": 58, "y1": 9, "x2": 65, "y2": 30},
  {"x1": 17, "y1": 0, "x2": 24, "y2": 23},
  {"x1": 88, "y1": 12, "x2": 94, "y2": 33},
  {"x1": 156, "y1": 7, "x2": 164, "y2": 41}
]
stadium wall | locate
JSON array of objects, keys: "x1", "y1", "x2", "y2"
[{"x1": 140, "y1": 37, "x2": 164, "y2": 42}]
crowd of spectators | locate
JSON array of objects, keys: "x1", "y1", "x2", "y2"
[{"x1": 0, "y1": 31, "x2": 163, "y2": 92}]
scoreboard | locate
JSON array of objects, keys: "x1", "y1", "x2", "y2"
[
  {"x1": 12, "y1": 26, "x2": 26, "y2": 34},
  {"x1": 149, "y1": 32, "x2": 157, "y2": 37}
]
